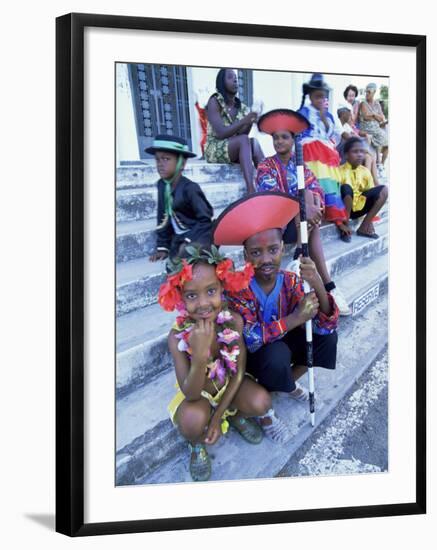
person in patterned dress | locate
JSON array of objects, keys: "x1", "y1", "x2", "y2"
[
  {"x1": 358, "y1": 82, "x2": 389, "y2": 169},
  {"x1": 205, "y1": 68, "x2": 264, "y2": 193}
]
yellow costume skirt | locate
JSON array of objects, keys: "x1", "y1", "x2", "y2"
[{"x1": 168, "y1": 378, "x2": 238, "y2": 435}]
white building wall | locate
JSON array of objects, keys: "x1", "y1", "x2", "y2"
[
  {"x1": 252, "y1": 70, "x2": 293, "y2": 156},
  {"x1": 117, "y1": 65, "x2": 389, "y2": 164},
  {"x1": 116, "y1": 63, "x2": 140, "y2": 165},
  {"x1": 188, "y1": 67, "x2": 220, "y2": 157}
]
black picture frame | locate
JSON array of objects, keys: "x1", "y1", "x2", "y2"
[{"x1": 56, "y1": 12, "x2": 426, "y2": 537}]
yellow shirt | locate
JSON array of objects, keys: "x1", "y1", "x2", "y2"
[{"x1": 339, "y1": 162, "x2": 375, "y2": 212}]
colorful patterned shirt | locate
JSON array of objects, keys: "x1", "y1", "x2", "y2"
[
  {"x1": 255, "y1": 153, "x2": 325, "y2": 206},
  {"x1": 225, "y1": 270, "x2": 339, "y2": 353}
]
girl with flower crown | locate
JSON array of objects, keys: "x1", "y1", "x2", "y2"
[{"x1": 158, "y1": 246, "x2": 271, "y2": 482}]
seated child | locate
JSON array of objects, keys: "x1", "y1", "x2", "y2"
[
  {"x1": 255, "y1": 108, "x2": 350, "y2": 315},
  {"x1": 337, "y1": 106, "x2": 379, "y2": 185},
  {"x1": 158, "y1": 245, "x2": 272, "y2": 482},
  {"x1": 147, "y1": 135, "x2": 214, "y2": 262},
  {"x1": 213, "y1": 193, "x2": 339, "y2": 441},
  {"x1": 339, "y1": 137, "x2": 388, "y2": 239}
]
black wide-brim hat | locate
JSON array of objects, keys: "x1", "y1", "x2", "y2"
[
  {"x1": 258, "y1": 109, "x2": 310, "y2": 135},
  {"x1": 303, "y1": 73, "x2": 330, "y2": 94},
  {"x1": 213, "y1": 192, "x2": 299, "y2": 246},
  {"x1": 145, "y1": 134, "x2": 197, "y2": 158}
]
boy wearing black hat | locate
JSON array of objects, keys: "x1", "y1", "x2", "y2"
[{"x1": 147, "y1": 135, "x2": 214, "y2": 262}]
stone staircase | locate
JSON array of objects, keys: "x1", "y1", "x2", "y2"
[{"x1": 115, "y1": 161, "x2": 389, "y2": 485}]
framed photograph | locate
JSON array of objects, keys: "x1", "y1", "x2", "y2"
[{"x1": 56, "y1": 12, "x2": 426, "y2": 536}]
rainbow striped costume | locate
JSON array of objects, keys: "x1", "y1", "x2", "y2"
[{"x1": 297, "y1": 104, "x2": 347, "y2": 222}]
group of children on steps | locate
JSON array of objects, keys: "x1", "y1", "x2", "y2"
[{"x1": 142, "y1": 73, "x2": 388, "y2": 482}]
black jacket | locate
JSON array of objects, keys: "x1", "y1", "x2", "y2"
[{"x1": 155, "y1": 175, "x2": 214, "y2": 254}]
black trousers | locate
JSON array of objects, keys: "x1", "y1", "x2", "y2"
[
  {"x1": 341, "y1": 184, "x2": 386, "y2": 219},
  {"x1": 246, "y1": 329, "x2": 338, "y2": 393}
]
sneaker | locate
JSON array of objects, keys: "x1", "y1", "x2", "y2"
[
  {"x1": 330, "y1": 286, "x2": 351, "y2": 316},
  {"x1": 188, "y1": 443, "x2": 211, "y2": 482},
  {"x1": 289, "y1": 381, "x2": 309, "y2": 402},
  {"x1": 258, "y1": 409, "x2": 291, "y2": 444},
  {"x1": 228, "y1": 416, "x2": 263, "y2": 444}
]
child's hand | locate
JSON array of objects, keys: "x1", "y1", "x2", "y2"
[
  {"x1": 189, "y1": 319, "x2": 215, "y2": 362},
  {"x1": 298, "y1": 256, "x2": 322, "y2": 289},
  {"x1": 305, "y1": 190, "x2": 323, "y2": 228},
  {"x1": 295, "y1": 291, "x2": 319, "y2": 324},
  {"x1": 204, "y1": 416, "x2": 222, "y2": 446},
  {"x1": 149, "y1": 250, "x2": 168, "y2": 262},
  {"x1": 243, "y1": 111, "x2": 258, "y2": 125}
]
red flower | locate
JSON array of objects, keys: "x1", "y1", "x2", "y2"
[
  {"x1": 178, "y1": 260, "x2": 193, "y2": 286},
  {"x1": 158, "y1": 281, "x2": 182, "y2": 312},
  {"x1": 222, "y1": 262, "x2": 254, "y2": 292},
  {"x1": 167, "y1": 272, "x2": 180, "y2": 288},
  {"x1": 166, "y1": 260, "x2": 193, "y2": 289},
  {"x1": 215, "y1": 258, "x2": 233, "y2": 281},
  {"x1": 158, "y1": 260, "x2": 193, "y2": 312}
]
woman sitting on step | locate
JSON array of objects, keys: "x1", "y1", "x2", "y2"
[
  {"x1": 205, "y1": 68, "x2": 264, "y2": 194},
  {"x1": 159, "y1": 246, "x2": 273, "y2": 482}
]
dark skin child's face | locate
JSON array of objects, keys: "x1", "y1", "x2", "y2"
[
  {"x1": 272, "y1": 130, "x2": 294, "y2": 156},
  {"x1": 339, "y1": 110, "x2": 351, "y2": 124},
  {"x1": 155, "y1": 150, "x2": 181, "y2": 180},
  {"x1": 181, "y1": 263, "x2": 223, "y2": 322},
  {"x1": 310, "y1": 89, "x2": 327, "y2": 111},
  {"x1": 346, "y1": 89, "x2": 356, "y2": 103},
  {"x1": 244, "y1": 229, "x2": 283, "y2": 285},
  {"x1": 346, "y1": 143, "x2": 366, "y2": 168},
  {"x1": 224, "y1": 69, "x2": 239, "y2": 95}
]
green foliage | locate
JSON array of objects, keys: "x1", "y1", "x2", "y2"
[
  {"x1": 379, "y1": 85, "x2": 389, "y2": 119},
  {"x1": 166, "y1": 244, "x2": 227, "y2": 274}
]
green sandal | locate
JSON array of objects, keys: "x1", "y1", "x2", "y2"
[
  {"x1": 228, "y1": 416, "x2": 263, "y2": 444},
  {"x1": 188, "y1": 443, "x2": 211, "y2": 482}
]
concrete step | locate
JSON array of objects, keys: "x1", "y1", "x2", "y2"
[
  {"x1": 116, "y1": 205, "x2": 233, "y2": 263},
  {"x1": 115, "y1": 204, "x2": 388, "y2": 263},
  {"x1": 116, "y1": 180, "x2": 246, "y2": 223},
  {"x1": 117, "y1": 162, "x2": 245, "y2": 189},
  {"x1": 116, "y1": 217, "x2": 388, "y2": 317},
  {"x1": 116, "y1": 243, "x2": 387, "y2": 398},
  {"x1": 324, "y1": 219, "x2": 388, "y2": 278},
  {"x1": 116, "y1": 289, "x2": 388, "y2": 485},
  {"x1": 116, "y1": 160, "x2": 389, "y2": 224},
  {"x1": 116, "y1": 244, "x2": 250, "y2": 317}
]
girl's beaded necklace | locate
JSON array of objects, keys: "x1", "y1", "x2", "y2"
[{"x1": 173, "y1": 306, "x2": 240, "y2": 387}]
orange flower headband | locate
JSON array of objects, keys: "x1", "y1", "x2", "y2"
[{"x1": 158, "y1": 245, "x2": 254, "y2": 312}]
